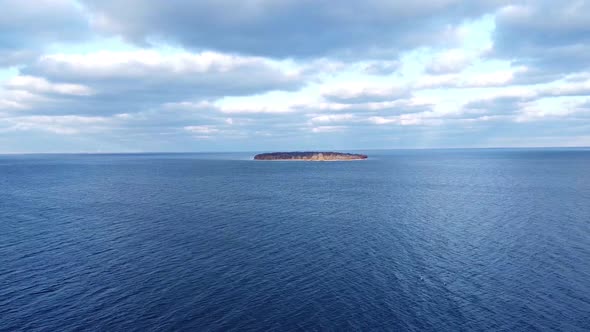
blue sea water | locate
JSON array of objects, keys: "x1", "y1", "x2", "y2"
[{"x1": 1, "y1": 149, "x2": 590, "y2": 331}]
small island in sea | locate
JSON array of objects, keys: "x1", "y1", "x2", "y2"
[{"x1": 254, "y1": 152, "x2": 368, "y2": 161}]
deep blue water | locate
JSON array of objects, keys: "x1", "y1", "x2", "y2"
[{"x1": 1, "y1": 149, "x2": 590, "y2": 331}]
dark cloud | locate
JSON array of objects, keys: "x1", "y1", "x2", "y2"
[
  {"x1": 493, "y1": 1, "x2": 590, "y2": 81},
  {"x1": 465, "y1": 96, "x2": 529, "y2": 112},
  {"x1": 537, "y1": 82, "x2": 590, "y2": 98},
  {"x1": 0, "y1": 50, "x2": 36, "y2": 67},
  {"x1": 7, "y1": 52, "x2": 304, "y2": 115},
  {"x1": 4, "y1": 0, "x2": 590, "y2": 152},
  {"x1": 0, "y1": 0, "x2": 89, "y2": 66},
  {"x1": 363, "y1": 61, "x2": 401, "y2": 75},
  {"x1": 462, "y1": 95, "x2": 534, "y2": 118},
  {"x1": 81, "y1": 0, "x2": 506, "y2": 59}
]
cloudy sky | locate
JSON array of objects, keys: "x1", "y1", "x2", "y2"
[{"x1": 1, "y1": 0, "x2": 589, "y2": 153}]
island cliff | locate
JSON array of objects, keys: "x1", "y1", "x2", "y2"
[{"x1": 254, "y1": 152, "x2": 368, "y2": 161}]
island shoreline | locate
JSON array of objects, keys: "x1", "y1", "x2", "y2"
[{"x1": 253, "y1": 151, "x2": 368, "y2": 161}]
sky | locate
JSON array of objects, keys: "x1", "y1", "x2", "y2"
[{"x1": 1, "y1": 0, "x2": 590, "y2": 153}]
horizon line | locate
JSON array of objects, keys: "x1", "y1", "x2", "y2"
[{"x1": 1, "y1": 146, "x2": 590, "y2": 156}]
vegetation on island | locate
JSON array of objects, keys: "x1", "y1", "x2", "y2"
[{"x1": 254, "y1": 152, "x2": 368, "y2": 161}]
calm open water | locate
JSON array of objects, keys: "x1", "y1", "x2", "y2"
[{"x1": 1, "y1": 149, "x2": 590, "y2": 331}]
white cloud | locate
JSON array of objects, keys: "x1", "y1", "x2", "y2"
[
  {"x1": 162, "y1": 101, "x2": 216, "y2": 111},
  {"x1": 2, "y1": 115, "x2": 110, "y2": 134},
  {"x1": 425, "y1": 49, "x2": 472, "y2": 74},
  {"x1": 7, "y1": 75, "x2": 94, "y2": 96},
  {"x1": 368, "y1": 111, "x2": 442, "y2": 126},
  {"x1": 308, "y1": 114, "x2": 354, "y2": 124},
  {"x1": 218, "y1": 104, "x2": 296, "y2": 114},
  {"x1": 2, "y1": 1, "x2": 590, "y2": 151},
  {"x1": 0, "y1": 98, "x2": 28, "y2": 110},
  {"x1": 515, "y1": 98, "x2": 588, "y2": 123},
  {"x1": 311, "y1": 125, "x2": 346, "y2": 133},
  {"x1": 184, "y1": 125, "x2": 220, "y2": 134},
  {"x1": 414, "y1": 74, "x2": 458, "y2": 89},
  {"x1": 33, "y1": 51, "x2": 296, "y2": 79},
  {"x1": 414, "y1": 68, "x2": 527, "y2": 89},
  {"x1": 462, "y1": 70, "x2": 517, "y2": 87},
  {"x1": 20, "y1": 50, "x2": 304, "y2": 105},
  {"x1": 0, "y1": 89, "x2": 49, "y2": 111}
]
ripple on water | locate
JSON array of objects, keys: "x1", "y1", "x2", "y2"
[{"x1": 1, "y1": 150, "x2": 590, "y2": 331}]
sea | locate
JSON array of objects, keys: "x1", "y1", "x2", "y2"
[{"x1": 1, "y1": 149, "x2": 589, "y2": 331}]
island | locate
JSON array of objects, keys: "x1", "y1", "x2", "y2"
[{"x1": 253, "y1": 152, "x2": 368, "y2": 161}]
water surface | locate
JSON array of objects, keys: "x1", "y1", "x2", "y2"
[{"x1": 1, "y1": 149, "x2": 589, "y2": 331}]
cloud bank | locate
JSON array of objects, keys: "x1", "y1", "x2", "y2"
[{"x1": 0, "y1": 0, "x2": 589, "y2": 152}]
